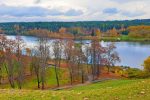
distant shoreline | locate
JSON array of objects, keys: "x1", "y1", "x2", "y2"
[{"x1": 6, "y1": 34, "x2": 150, "y2": 42}]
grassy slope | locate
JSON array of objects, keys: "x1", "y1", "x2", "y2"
[
  {"x1": 0, "y1": 67, "x2": 69, "y2": 89},
  {"x1": 0, "y1": 79, "x2": 150, "y2": 100}
]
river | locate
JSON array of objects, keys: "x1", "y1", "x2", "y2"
[{"x1": 7, "y1": 35, "x2": 150, "y2": 69}]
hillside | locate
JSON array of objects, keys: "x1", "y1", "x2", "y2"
[{"x1": 0, "y1": 79, "x2": 150, "y2": 100}]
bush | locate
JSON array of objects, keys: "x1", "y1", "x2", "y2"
[
  {"x1": 138, "y1": 71, "x2": 150, "y2": 78},
  {"x1": 125, "y1": 68, "x2": 150, "y2": 79}
]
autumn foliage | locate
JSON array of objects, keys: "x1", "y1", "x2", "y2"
[{"x1": 128, "y1": 25, "x2": 150, "y2": 38}]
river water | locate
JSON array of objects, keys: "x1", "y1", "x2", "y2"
[{"x1": 7, "y1": 36, "x2": 150, "y2": 69}]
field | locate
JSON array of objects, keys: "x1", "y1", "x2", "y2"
[{"x1": 0, "y1": 78, "x2": 150, "y2": 100}]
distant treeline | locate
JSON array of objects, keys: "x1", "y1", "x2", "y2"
[{"x1": 0, "y1": 19, "x2": 150, "y2": 35}]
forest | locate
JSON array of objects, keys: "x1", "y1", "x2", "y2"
[{"x1": 0, "y1": 19, "x2": 150, "y2": 36}]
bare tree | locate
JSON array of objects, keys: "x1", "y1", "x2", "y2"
[
  {"x1": 4, "y1": 39, "x2": 16, "y2": 88},
  {"x1": 104, "y1": 43, "x2": 120, "y2": 73},
  {"x1": 52, "y1": 39, "x2": 63, "y2": 87},
  {"x1": 0, "y1": 34, "x2": 7, "y2": 84},
  {"x1": 76, "y1": 47, "x2": 86, "y2": 83},
  {"x1": 25, "y1": 48, "x2": 33, "y2": 75},
  {"x1": 84, "y1": 43, "x2": 91, "y2": 74},
  {"x1": 30, "y1": 49, "x2": 41, "y2": 88},
  {"x1": 74, "y1": 38, "x2": 86, "y2": 83},
  {"x1": 14, "y1": 35, "x2": 25, "y2": 89},
  {"x1": 64, "y1": 39, "x2": 74, "y2": 85},
  {"x1": 88, "y1": 37, "x2": 105, "y2": 80},
  {"x1": 90, "y1": 38, "x2": 99, "y2": 80},
  {"x1": 36, "y1": 30, "x2": 50, "y2": 90}
]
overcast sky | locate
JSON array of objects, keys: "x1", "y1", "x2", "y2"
[{"x1": 0, "y1": 0, "x2": 149, "y2": 22}]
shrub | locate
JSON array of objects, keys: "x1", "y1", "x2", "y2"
[{"x1": 125, "y1": 68, "x2": 150, "y2": 79}]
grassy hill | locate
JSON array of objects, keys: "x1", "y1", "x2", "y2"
[{"x1": 0, "y1": 79, "x2": 150, "y2": 100}]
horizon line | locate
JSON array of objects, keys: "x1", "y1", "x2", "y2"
[{"x1": 0, "y1": 18, "x2": 150, "y2": 23}]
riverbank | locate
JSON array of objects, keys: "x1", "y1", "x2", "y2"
[
  {"x1": 75, "y1": 35, "x2": 150, "y2": 42},
  {"x1": 56, "y1": 35, "x2": 150, "y2": 42},
  {"x1": 101, "y1": 35, "x2": 150, "y2": 42},
  {"x1": 6, "y1": 34, "x2": 150, "y2": 42}
]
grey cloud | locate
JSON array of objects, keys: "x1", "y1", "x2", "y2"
[
  {"x1": 121, "y1": 11, "x2": 145, "y2": 17},
  {"x1": 0, "y1": 5, "x2": 83, "y2": 17},
  {"x1": 64, "y1": 9, "x2": 83, "y2": 16},
  {"x1": 103, "y1": 8, "x2": 118, "y2": 15},
  {"x1": 102, "y1": 7, "x2": 145, "y2": 17}
]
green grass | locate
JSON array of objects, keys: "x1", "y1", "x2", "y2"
[
  {"x1": 0, "y1": 67, "x2": 70, "y2": 89},
  {"x1": 23, "y1": 67, "x2": 69, "y2": 88},
  {"x1": 102, "y1": 35, "x2": 150, "y2": 42},
  {"x1": 0, "y1": 79, "x2": 150, "y2": 100},
  {"x1": 71, "y1": 79, "x2": 137, "y2": 91}
]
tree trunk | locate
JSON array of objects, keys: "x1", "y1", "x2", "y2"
[
  {"x1": 54, "y1": 65, "x2": 59, "y2": 87},
  {"x1": 58, "y1": 58, "x2": 61, "y2": 68},
  {"x1": 96, "y1": 64, "x2": 100, "y2": 78},
  {"x1": 91, "y1": 65, "x2": 95, "y2": 81},
  {"x1": 69, "y1": 64, "x2": 73, "y2": 85},
  {"x1": 41, "y1": 81, "x2": 44, "y2": 90},
  {"x1": 81, "y1": 70, "x2": 84, "y2": 84},
  {"x1": 69, "y1": 70, "x2": 73, "y2": 85},
  {"x1": 4, "y1": 64, "x2": 15, "y2": 88},
  {"x1": 9, "y1": 75, "x2": 15, "y2": 88},
  {"x1": 36, "y1": 73, "x2": 40, "y2": 89},
  {"x1": 41, "y1": 64, "x2": 45, "y2": 90},
  {"x1": 86, "y1": 63, "x2": 89, "y2": 74},
  {"x1": 107, "y1": 66, "x2": 110, "y2": 74}
]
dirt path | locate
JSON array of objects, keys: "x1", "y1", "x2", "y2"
[{"x1": 50, "y1": 78, "x2": 117, "y2": 91}]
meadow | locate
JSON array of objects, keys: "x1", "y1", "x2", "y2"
[{"x1": 0, "y1": 79, "x2": 150, "y2": 100}]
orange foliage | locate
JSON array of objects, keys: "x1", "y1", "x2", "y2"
[
  {"x1": 128, "y1": 25, "x2": 150, "y2": 38},
  {"x1": 103, "y1": 27, "x2": 120, "y2": 37}
]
